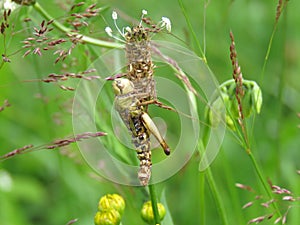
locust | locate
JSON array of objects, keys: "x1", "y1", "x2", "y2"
[
  {"x1": 112, "y1": 78, "x2": 170, "y2": 186},
  {"x1": 106, "y1": 10, "x2": 172, "y2": 112}
]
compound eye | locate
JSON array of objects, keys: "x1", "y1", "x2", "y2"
[
  {"x1": 112, "y1": 79, "x2": 124, "y2": 95},
  {"x1": 116, "y1": 80, "x2": 124, "y2": 91}
]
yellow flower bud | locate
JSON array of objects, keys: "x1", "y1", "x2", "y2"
[
  {"x1": 141, "y1": 201, "x2": 166, "y2": 224},
  {"x1": 94, "y1": 209, "x2": 121, "y2": 225},
  {"x1": 98, "y1": 194, "x2": 125, "y2": 215}
]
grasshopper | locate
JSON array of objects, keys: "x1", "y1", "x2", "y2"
[
  {"x1": 112, "y1": 78, "x2": 170, "y2": 186},
  {"x1": 106, "y1": 10, "x2": 172, "y2": 112}
]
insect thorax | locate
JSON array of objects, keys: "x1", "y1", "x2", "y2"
[{"x1": 125, "y1": 26, "x2": 156, "y2": 100}]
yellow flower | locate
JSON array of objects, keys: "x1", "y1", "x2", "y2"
[
  {"x1": 94, "y1": 210, "x2": 121, "y2": 225},
  {"x1": 98, "y1": 194, "x2": 125, "y2": 215}
]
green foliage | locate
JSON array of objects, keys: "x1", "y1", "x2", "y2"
[{"x1": 1, "y1": 0, "x2": 299, "y2": 225}]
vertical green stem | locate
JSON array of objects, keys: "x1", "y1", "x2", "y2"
[
  {"x1": 149, "y1": 184, "x2": 161, "y2": 225},
  {"x1": 177, "y1": 0, "x2": 207, "y2": 62},
  {"x1": 198, "y1": 171, "x2": 205, "y2": 225},
  {"x1": 206, "y1": 168, "x2": 229, "y2": 225},
  {"x1": 201, "y1": 125, "x2": 229, "y2": 225},
  {"x1": 248, "y1": 152, "x2": 281, "y2": 217}
]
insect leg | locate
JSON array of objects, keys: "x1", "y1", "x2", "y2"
[
  {"x1": 139, "y1": 99, "x2": 175, "y2": 111},
  {"x1": 105, "y1": 73, "x2": 127, "y2": 81},
  {"x1": 141, "y1": 112, "x2": 170, "y2": 155}
]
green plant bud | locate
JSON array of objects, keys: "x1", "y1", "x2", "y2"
[
  {"x1": 206, "y1": 79, "x2": 263, "y2": 130},
  {"x1": 225, "y1": 113, "x2": 235, "y2": 130},
  {"x1": 141, "y1": 201, "x2": 166, "y2": 224},
  {"x1": 250, "y1": 81, "x2": 263, "y2": 114},
  {"x1": 94, "y1": 209, "x2": 121, "y2": 225},
  {"x1": 241, "y1": 86, "x2": 253, "y2": 118},
  {"x1": 98, "y1": 194, "x2": 125, "y2": 215}
]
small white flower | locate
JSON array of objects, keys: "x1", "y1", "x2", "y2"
[
  {"x1": 161, "y1": 17, "x2": 171, "y2": 32},
  {"x1": 3, "y1": 0, "x2": 18, "y2": 11},
  {"x1": 142, "y1": 9, "x2": 148, "y2": 15},
  {"x1": 112, "y1": 11, "x2": 118, "y2": 20},
  {"x1": 105, "y1": 26, "x2": 113, "y2": 37},
  {"x1": 125, "y1": 26, "x2": 132, "y2": 33}
]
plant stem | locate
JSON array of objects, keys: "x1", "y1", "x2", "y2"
[
  {"x1": 200, "y1": 126, "x2": 229, "y2": 225},
  {"x1": 260, "y1": 0, "x2": 288, "y2": 82},
  {"x1": 248, "y1": 151, "x2": 282, "y2": 217},
  {"x1": 198, "y1": 171, "x2": 205, "y2": 225},
  {"x1": 148, "y1": 184, "x2": 161, "y2": 225},
  {"x1": 32, "y1": 2, "x2": 123, "y2": 49},
  {"x1": 177, "y1": 0, "x2": 206, "y2": 62},
  {"x1": 206, "y1": 168, "x2": 229, "y2": 225}
]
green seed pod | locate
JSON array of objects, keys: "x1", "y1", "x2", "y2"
[
  {"x1": 94, "y1": 210, "x2": 121, "y2": 225},
  {"x1": 98, "y1": 194, "x2": 125, "y2": 215},
  {"x1": 141, "y1": 201, "x2": 166, "y2": 224}
]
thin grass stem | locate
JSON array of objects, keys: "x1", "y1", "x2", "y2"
[
  {"x1": 198, "y1": 171, "x2": 205, "y2": 225},
  {"x1": 32, "y1": 2, "x2": 123, "y2": 49},
  {"x1": 248, "y1": 152, "x2": 282, "y2": 217},
  {"x1": 148, "y1": 184, "x2": 161, "y2": 224},
  {"x1": 206, "y1": 168, "x2": 229, "y2": 225},
  {"x1": 177, "y1": 0, "x2": 207, "y2": 63},
  {"x1": 260, "y1": 0, "x2": 288, "y2": 81},
  {"x1": 201, "y1": 123, "x2": 229, "y2": 225}
]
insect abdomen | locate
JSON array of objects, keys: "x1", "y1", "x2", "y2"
[{"x1": 130, "y1": 115, "x2": 152, "y2": 186}]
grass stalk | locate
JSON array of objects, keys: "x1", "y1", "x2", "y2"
[
  {"x1": 177, "y1": 0, "x2": 207, "y2": 62},
  {"x1": 206, "y1": 168, "x2": 229, "y2": 225},
  {"x1": 32, "y1": 2, "x2": 123, "y2": 49},
  {"x1": 260, "y1": 0, "x2": 288, "y2": 81},
  {"x1": 148, "y1": 184, "x2": 161, "y2": 225},
  {"x1": 201, "y1": 125, "x2": 229, "y2": 225},
  {"x1": 248, "y1": 151, "x2": 282, "y2": 217},
  {"x1": 198, "y1": 171, "x2": 205, "y2": 225}
]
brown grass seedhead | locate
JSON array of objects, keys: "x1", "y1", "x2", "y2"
[
  {"x1": 238, "y1": 178, "x2": 300, "y2": 224},
  {"x1": 229, "y1": 31, "x2": 250, "y2": 142},
  {"x1": 1, "y1": 10, "x2": 11, "y2": 34},
  {"x1": 0, "y1": 99, "x2": 11, "y2": 112},
  {"x1": 0, "y1": 132, "x2": 106, "y2": 161},
  {"x1": 39, "y1": 69, "x2": 98, "y2": 91},
  {"x1": 22, "y1": 19, "x2": 84, "y2": 63},
  {"x1": 275, "y1": 0, "x2": 289, "y2": 23},
  {"x1": 276, "y1": 0, "x2": 283, "y2": 22},
  {"x1": 151, "y1": 45, "x2": 198, "y2": 96},
  {"x1": 2, "y1": 54, "x2": 11, "y2": 62},
  {"x1": 235, "y1": 183, "x2": 255, "y2": 192},
  {"x1": 66, "y1": 218, "x2": 78, "y2": 225},
  {"x1": 248, "y1": 215, "x2": 266, "y2": 224},
  {"x1": 68, "y1": 3, "x2": 100, "y2": 30}
]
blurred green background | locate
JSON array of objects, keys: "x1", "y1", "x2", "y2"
[{"x1": 0, "y1": 0, "x2": 299, "y2": 225}]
